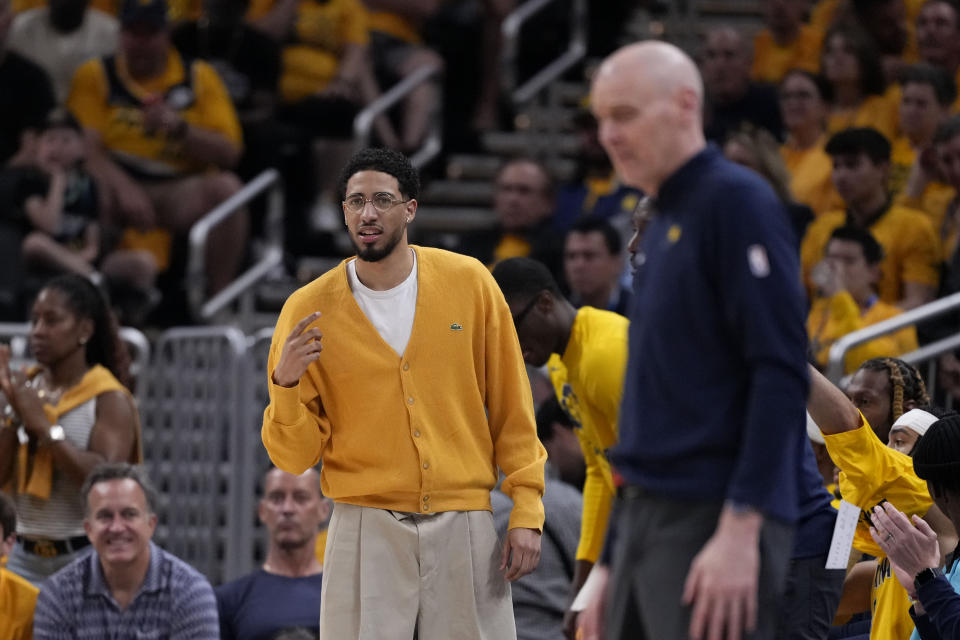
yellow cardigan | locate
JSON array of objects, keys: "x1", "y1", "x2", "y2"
[
  {"x1": 546, "y1": 307, "x2": 627, "y2": 563},
  {"x1": 262, "y1": 246, "x2": 546, "y2": 531}
]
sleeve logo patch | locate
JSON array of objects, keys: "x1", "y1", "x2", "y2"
[{"x1": 747, "y1": 244, "x2": 770, "y2": 278}]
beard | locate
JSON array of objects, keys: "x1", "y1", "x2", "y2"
[{"x1": 351, "y1": 223, "x2": 405, "y2": 263}]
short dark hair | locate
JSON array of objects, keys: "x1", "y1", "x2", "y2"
[
  {"x1": 912, "y1": 414, "x2": 960, "y2": 496},
  {"x1": 535, "y1": 395, "x2": 575, "y2": 443},
  {"x1": 568, "y1": 218, "x2": 622, "y2": 255},
  {"x1": 822, "y1": 24, "x2": 887, "y2": 97},
  {"x1": 492, "y1": 257, "x2": 563, "y2": 305},
  {"x1": 81, "y1": 463, "x2": 158, "y2": 516},
  {"x1": 337, "y1": 148, "x2": 420, "y2": 202},
  {"x1": 0, "y1": 492, "x2": 15, "y2": 539},
  {"x1": 899, "y1": 63, "x2": 958, "y2": 107},
  {"x1": 828, "y1": 225, "x2": 885, "y2": 264},
  {"x1": 41, "y1": 107, "x2": 82, "y2": 134},
  {"x1": 934, "y1": 113, "x2": 960, "y2": 146},
  {"x1": 825, "y1": 127, "x2": 892, "y2": 164}
]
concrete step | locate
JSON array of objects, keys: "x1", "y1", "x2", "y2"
[
  {"x1": 482, "y1": 131, "x2": 581, "y2": 157},
  {"x1": 446, "y1": 154, "x2": 503, "y2": 181},
  {"x1": 412, "y1": 206, "x2": 496, "y2": 233},
  {"x1": 421, "y1": 180, "x2": 494, "y2": 207}
]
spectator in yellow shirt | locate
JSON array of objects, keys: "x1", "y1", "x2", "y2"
[
  {"x1": 890, "y1": 63, "x2": 956, "y2": 230},
  {"x1": 780, "y1": 68, "x2": 846, "y2": 216},
  {"x1": 807, "y1": 225, "x2": 918, "y2": 373},
  {"x1": 822, "y1": 24, "x2": 900, "y2": 139},
  {"x1": 752, "y1": 0, "x2": 824, "y2": 83},
  {"x1": 67, "y1": 0, "x2": 247, "y2": 295},
  {"x1": 800, "y1": 127, "x2": 941, "y2": 308},
  {"x1": 0, "y1": 493, "x2": 38, "y2": 640}
]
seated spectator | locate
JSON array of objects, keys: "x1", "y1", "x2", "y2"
[
  {"x1": 171, "y1": 0, "x2": 282, "y2": 179},
  {"x1": 0, "y1": 274, "x2": 141, "y2": 586},
  {"x1": 8, "y1": 0, "x2": 118, "y2": 102},
  {"x1": 779, "y1": 69, "x2": 845, "y2": 216},
  {"x1": 561, "y1": 218, "x2": 630, "y2": 316},
  {"x1": 800, "y1": 127, "x2": 940, "y2": 309},
  {"x1": 552, "y1": 108, "x2": 641, "y2": 234},
  {"x1": 701, "y1": 25, "x2": 784, "y2": 143},
  {"x1": 534, "y1": 395, "x2": 585, "y2": 491},
  {"x1": 67, "y1": 0, "x2": 247, "y2": 296},
  {"x1": 891, "y1": 63, "x2": 956, "y2": 231},
  {"x1": 807, "y1": 225, "x2": 918, "y2": 373},
  {"x1": 853, "y1": 0, "x2": 918, "y2": 81},
  {"x1": 246, "y1": 0, "x2": 379, "y2": 221},
  {"x1": 13, "y1": 109, "x2": 158, "y2": 322},
  {"x1": 363, "y1": 0, "x2": 445, "y2": 153},
  {"x1": 33, "y1": 463, "x2": 219, "y2": 637},
  {"x1": 0, "y1": 0, "x2": 56, "y2": 167},
  {"x1": 752, "y1": 0, "x2": 824, "y2": 84},
  {"x1": 0, "y1": 493, "x2": 38, "y2": 640},
  {"x1": 492, "y1": 256, "x2": 627, "y2": 638},
  {"x1": 491, "y1": 432, "x2": 581, "y2": 640},
  {"x1": 807, "y1": 362, "x2": 958, "y2": 640},
  {"x1": 456, "y1": 157, "x2": 564, "y2": 275},
  {"x1": 217, "y1": 467, "x2": 327, "y2": 640},
  {"x1": 723, "y1": 123, "x2": 814, "y2": 244},
  {"x1": 870, "y1": 415, "x2": 960, "y2": 640},
  {"x1": 821, "y1": 24, "x2": 900, "y2": 140},
  {"x1": 915, "y1": 0, "x2": 960, "y2": 110}
]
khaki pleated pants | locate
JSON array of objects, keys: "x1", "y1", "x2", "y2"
[{"x1": 319, "y1": 503, "x2": 516, "y2": 640}]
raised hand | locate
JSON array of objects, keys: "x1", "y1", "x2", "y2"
[{"x1": 272, "y1": 312, "x2": 323, "y2": 388}]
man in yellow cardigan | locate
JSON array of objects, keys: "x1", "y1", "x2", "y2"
[{"x1": 262, "y1": 148, "x2": 547, "y2": 639}]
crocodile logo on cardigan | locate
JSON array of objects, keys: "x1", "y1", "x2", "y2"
[{"x1": 450, "y1": 323, "x2": 463, "y2": 331}]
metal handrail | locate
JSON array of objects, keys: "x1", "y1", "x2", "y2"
[
  {"x1": 353, "y1": 61, "x2": 444, "y2": 169},
  {"x1": 502, "y1": 0, "x2": 587, "y2": 106},
  {"x1": 186, "y1": 169, "x2": 284, "y2": 323},
  {"x1": 825, "y1": 291, "x2": 960, "y2": 382}
]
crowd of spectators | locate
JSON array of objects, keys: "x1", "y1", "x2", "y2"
[{"x1": 5, "y1": 0, "x2": 960, "y2": 639}]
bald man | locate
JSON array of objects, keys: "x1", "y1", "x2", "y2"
[
  {"x1": 701, "y1": 26, "x2": 783, "y2": 142},
  {"x1": 581, "y1": 41, "x2": 819, "y2": 640}
]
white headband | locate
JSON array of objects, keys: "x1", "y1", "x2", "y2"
[{"x1": 891, "y1": 409, "x2": 939, "y2": 438}]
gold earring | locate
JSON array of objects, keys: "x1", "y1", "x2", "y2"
[{"x1": 79, "y1": 337, "x2": 88, "y2": 346}]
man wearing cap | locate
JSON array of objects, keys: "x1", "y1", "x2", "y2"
[
  {"x1": 65, "y1": 0, "x2": 247, "y2": 295},
  {"x1": 871, "y1": 414, "x2": 960, "y2": 640}
]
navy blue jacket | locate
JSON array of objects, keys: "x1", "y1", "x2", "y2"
[{"x1": 611, "y1": 145, "x2": 810, "y2": 524}]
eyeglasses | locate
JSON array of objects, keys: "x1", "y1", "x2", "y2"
[
  {"x1": 342, "y1": 193, "x2": 411, "y2": 214},
  {"x1": 511, "y1": 295, "x2": 539, "y2": 328}
]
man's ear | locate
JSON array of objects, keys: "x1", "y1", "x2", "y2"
[{"x1": 0, "y1": 532, "x2": 14, "y2": 560}]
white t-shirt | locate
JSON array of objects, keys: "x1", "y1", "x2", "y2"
[
  {"x1": 346, "y1": 252, "x2": 418, "y2": 356},
  {"x1": 8, "y1": 8, "x2": 119, "y2": 102}
]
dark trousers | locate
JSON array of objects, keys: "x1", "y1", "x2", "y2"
[
  {"x1": 606, "y1": 491, "x2": 794, "y2": 640},
  {"x1": 777, "y1": 554, "x2": 845, "y2": 640}
]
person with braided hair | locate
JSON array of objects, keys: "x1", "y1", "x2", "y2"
[
  {"x1": 807, "y1": 362, "x2": 958, "y2": 640},
  {"x1": 846, "y1": 356, "x2": 931, "y2": 443}
]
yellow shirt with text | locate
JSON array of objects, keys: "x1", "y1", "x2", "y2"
[
  {"x1": 823, "y1": 416, "x2": 932, "y2": 640},
  {"x1": 546, "y1": 307, "x2": 627, "y2": 562},
  {"x1": 66, "y1": 49, "x2": 242, "y2": 178}
]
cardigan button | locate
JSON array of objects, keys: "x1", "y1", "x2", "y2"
[
  {"x1": 413, "y1": 430, "x2": 421, "y2": 438},
  {"x1": 423, "y1": 462, "x2": 430, "y2": 469},
  {"x1": 407, "y1": 397, "x2": 414, "y2": 405},
  {"x1": 403, "y1": 363, "x2": 410, "y2": 371}
]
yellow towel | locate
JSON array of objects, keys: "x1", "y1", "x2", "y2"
[{"x1": 14, "y1": 365, "x2": 142, "y2": 500}]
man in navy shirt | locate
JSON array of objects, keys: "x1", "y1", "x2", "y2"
[
  {"x1": 216, "y1": 467, "x2": 328, "y2": 640},
  {"x1": 582, "y1": 41, "x2": 812, "y2": 640}
]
